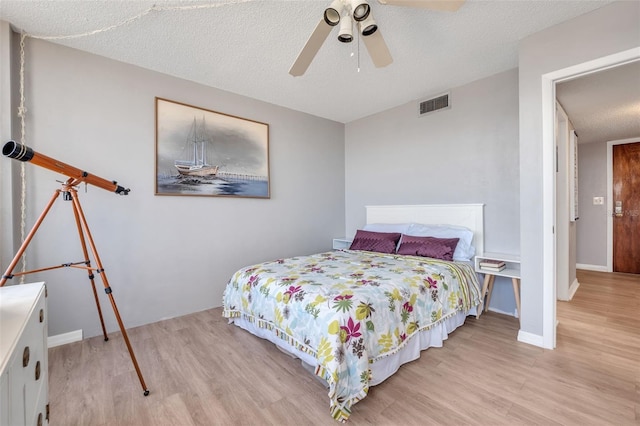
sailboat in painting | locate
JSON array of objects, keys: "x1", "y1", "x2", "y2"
[{"x1": 175, "y1": 117, "x2": 219, "y2": 177}]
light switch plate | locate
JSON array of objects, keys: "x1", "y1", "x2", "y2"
[{"x1": 593, "y1": 196, "x2": 604, "y2": 205}]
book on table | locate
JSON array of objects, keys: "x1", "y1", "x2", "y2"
[
  {"x1": 479, "y1": 259, "x2": 506, "y2": 268},
  {"x1": 480, "y1": 264, "x2": 506, "y2": 272}
]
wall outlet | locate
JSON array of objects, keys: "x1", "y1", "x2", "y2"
[{"x1": 593, "y1": 196, "x2": 604, "y2": 205}]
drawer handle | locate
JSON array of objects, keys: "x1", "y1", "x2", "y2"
[
  {"x1": 39, "y1": 308, "x2": 44, "y2": 323},
  {"x1": 37, "y1": 412, "x2": 43, "y2": 426},
  {"x1": 35, "y1": 360, "x2": 41, "y2": 380},
  {"x1": 22, "y1": 346, "x2": 30, "y2": 367}
]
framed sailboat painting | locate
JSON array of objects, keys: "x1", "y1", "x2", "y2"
[{"x1": 155, "y1": 97, "x2": 270, "y2": 198}]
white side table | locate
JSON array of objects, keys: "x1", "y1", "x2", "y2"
[
  {"x1": 332, "y1": 238, "x2": 353, "y2": 250},
  {"x1": 474, "y1": 253, "x2": 521, "y2": 322}
]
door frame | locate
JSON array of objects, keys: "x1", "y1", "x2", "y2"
[
  {"x1": 555, "y1": 103, "x2": 570, "y2": 302},
  {"x1": 540, "y1": 47, "x2": 640, "y2": 349},
  {"x1": 607, "y1": 137, "x2": 640, "y2": 272}
]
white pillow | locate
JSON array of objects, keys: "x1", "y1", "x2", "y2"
[
  {"x1": 363, "y1": 223, "x2": 412, "y2": 234},
  {"x1": 405, "y1": 223, "x2": 475, "y2": 261}
]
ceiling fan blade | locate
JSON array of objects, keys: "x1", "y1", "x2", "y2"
[
  {"x1": 361, "y1": 29, "x2": 393, "y2": 68},
  {"x1": 289, "y1": 19, "x2": 334, "y2": 77},
  {"x1": 377, "y1": 0, "x2": 465, "y2": 12}
]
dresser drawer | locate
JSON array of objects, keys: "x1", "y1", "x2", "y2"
[{"x1": 0, "y1": 282, "x2": 48, "y2": 426}]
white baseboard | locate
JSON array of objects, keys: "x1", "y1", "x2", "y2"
[
  {"x1": 48, "y1": 329, "x2": 83, "y2": 348},
  {"x1": 517, "y1": 330, "x2": 544, "y2": 348},
  {"x1": 568, "y1": 278, "x2": 580, "y2": 300},
  {"x1": 576, "y1": 263, "x2": 608, "y2": 272},
  {"x1": 487, "y1": 307, "x2": 518, "y2": 318}
]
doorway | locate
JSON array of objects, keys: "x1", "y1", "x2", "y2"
[{"x1": 541, "y1": 48, "x2": 640, "y2": 349}]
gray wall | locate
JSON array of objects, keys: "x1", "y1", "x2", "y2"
[
  {"x1": 0, "y1": 22, "x2": 14, "y2": 271},
  {"x1": 576, "y1": 141, "x2": 608, "y2": 267},
  {"x1": 345, "y1": 68, "x2": 521, "y2": 315},
  {"x1": 518, "y1": 1, "x2": 639, "y2": 339},
  {"x1": 1, "y1": 36, "x2": 345, "y2": 338}
]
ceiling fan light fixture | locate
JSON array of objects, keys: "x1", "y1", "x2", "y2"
[
  {"x1": 337, "y1": 15, "x2": 353, "y2": 42},
  {"x1": 350, "y1": 0, "x2": 370, "y2": 22},
  {"x1": 359, "y1": 14, "x2": 377, "y2": 36},
  {"x1": 324, "y1": 0, "x2": 344, "y2": 26}
]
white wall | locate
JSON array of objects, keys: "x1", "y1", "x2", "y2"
[
  {"x1": 576, "y1": 141, "x2": 608, "y2": 268},
  {"x1": 345, "y1": 68, "x2": 521, "y2": 316},
  {"x1": 518, "y1": 1, "x2": 640, "y2": 342},
  {"x1": 1, "y1": 35, "x2": 345, "y2": 338}
]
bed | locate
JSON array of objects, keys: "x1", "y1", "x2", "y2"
[{"x1": 222, "y1": 204, "x2": 484, "y2": 422}]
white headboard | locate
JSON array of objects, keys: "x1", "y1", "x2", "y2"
[{"x1": 365, "y1": 204, "x2": 484, "y2": 256}]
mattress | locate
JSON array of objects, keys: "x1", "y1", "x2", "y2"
[{"x1": 222, "y1": 250, "x2": 482, "y2": 421}]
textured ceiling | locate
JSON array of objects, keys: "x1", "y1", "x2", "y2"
[
  {"x1": 0, "y1": 0, "x2": 625, "y2": 125},
  {"x1": 557, "y1": 61, "x2": 640, "y2": 145}
]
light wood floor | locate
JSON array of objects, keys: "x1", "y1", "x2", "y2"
[{"x1": 48, "y1": 270, "x2": 640, "y2": 425}]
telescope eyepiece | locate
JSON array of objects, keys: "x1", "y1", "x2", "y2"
[
  {"x1": 115, "y1": 185, "x2": 130, "y2": 195},
  {"x1": 2, "y1": 140, "x2": 34, "y2": 162}
]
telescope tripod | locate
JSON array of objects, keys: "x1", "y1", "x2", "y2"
[{"x1": 0, "y1": 178, "x2": 149, "y2": 396}]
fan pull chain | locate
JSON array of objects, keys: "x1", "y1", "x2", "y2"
[{"x1": 357, "y1": 29, "x2": 361, "y2": 73}]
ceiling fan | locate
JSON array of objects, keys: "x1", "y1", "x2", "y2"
[{"x1": 289, "y1": 0, "x2": 465, "y2": 76}]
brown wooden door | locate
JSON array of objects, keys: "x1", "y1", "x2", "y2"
[{"x1": 613, "y1": 142, "x2": 640, "y2": 273}]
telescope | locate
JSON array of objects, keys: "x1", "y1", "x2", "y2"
[
  {"x1": 1, "y1": 141, "x2": 149, "y2": 396},
  {"x1": 2, "y1": 140, "x2": 130, "y2": 195}
]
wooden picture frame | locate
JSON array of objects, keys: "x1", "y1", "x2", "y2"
[{"x1": 155, "y1": 97, "x2": 270, "y2": 198}]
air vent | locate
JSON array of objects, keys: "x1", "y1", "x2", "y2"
[{"x1": 418, "y1": 92, "x2": 450, "y2": 116}]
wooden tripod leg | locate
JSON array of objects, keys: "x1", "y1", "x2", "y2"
[
  {"x1": 69, "y1": 190, "x2": 149, "y2": 396},
  {"x1": 1, "y1": 189, "x2": 61, "y2": 287},
  {"x1": 70, "y1": 193, "x2": 109, "y2": 341}
]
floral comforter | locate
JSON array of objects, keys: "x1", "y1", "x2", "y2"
[{"x1": 222, "y1": 250, "x2": 482, "y2": 422}]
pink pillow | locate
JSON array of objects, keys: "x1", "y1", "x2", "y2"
[
  {"x1": 349, "y1": 230, "x2": 402, "y2": 254},
  {"x1": 397, "y1": 235, "x2": 460, "y2": 261}
]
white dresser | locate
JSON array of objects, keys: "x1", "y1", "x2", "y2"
[{"x1": 0, "y1": 282, "x2": 48, "y2": 426}]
